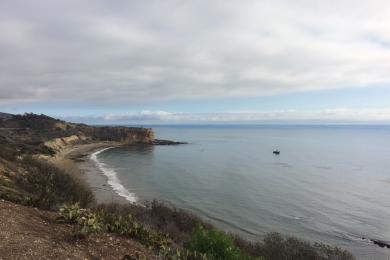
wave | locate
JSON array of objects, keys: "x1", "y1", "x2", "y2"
[{"x1": 90, "y1": 147, "x2": 138, "y2": 203}]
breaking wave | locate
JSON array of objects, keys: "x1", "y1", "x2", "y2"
[{"x1": 90, "y1": 147, "x2": 137, "y2": 203}]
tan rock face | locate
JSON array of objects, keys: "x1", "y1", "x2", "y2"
[
  {"x1": 121, "y1": 128, "x2": 154, "y2": 143},
  {"x1": 44, "y1": 128, "x2": 155, "y2": 153},
  {"x1": 146, "y1": 128, "x2": 155, "y2": 141},
  {"x1": 53, "y1": 122, "x2": 67, "y2": 131},
  {"x1": 44, "y1": 135, "x2": 88, "y2": 152}
]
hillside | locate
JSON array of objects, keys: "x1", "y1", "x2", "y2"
[
  {"x1": 0, "y1": 112, "x2": 12, "y2": 120},
  {"x1": 0, "y1": 200, "x2": 157, "y2": 259},
  {"x1": 0, "y1": 113, "x2": 154, "y2": 156}
]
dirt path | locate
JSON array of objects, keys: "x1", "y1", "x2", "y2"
[{"x1": 0, "y1": 200, "x2": 157, "y2": 260}]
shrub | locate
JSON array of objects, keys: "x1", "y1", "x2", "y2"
[
  {"x1": 17, "y1": 157, "x2": 94, "y2": 209},
  {"x1": 257, "y1": 232, "x2": 354, "y2": 260},
  {"x1": 0, "y1": 186, "x2": 25, "y2": 204},
  {"x1": 0, "y1": 143, "x2": 19, "y2": 161},
  {"x1": 159, "y1": 247, "x2": 209, "y2": 260},
  {"x1": 59, "y1": 203, "x2": 104, "y2": 235},
  {"x1": 146, "y1": 200, "x2": 207, "y2": 243},
  {"x1": 94, "y1": 202, "x2": 353, "y2": 260},
  {"x1": 59, "y1": 203, "x2": 170, "y2": 249},
  {"x1": 95, "y1": 200, "x2": 207, "y2": 247},
  {"x1": 187, "y1": 225, "x2": 251, "y2": 260}
]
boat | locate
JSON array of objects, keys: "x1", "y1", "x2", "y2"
[{"x1": 273, "y1": 150, "x2": 280, "y2": 155}]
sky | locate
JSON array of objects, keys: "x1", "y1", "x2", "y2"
[{"x1": 1, "y1": 0, "x2": 390, "y2": 124}]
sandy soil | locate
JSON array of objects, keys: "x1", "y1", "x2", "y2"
[{"x1": 0, "y1": 200, "x2": 157, "y2": 260}]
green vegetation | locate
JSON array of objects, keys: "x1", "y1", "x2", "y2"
[
  {"x1": 57, "y1": 202, "x2": 353, "y2": 260},
  {"x1": 59, "y1": 203, "x2": 169, "y2": 248},
  {"x1": 187, "y1": 225, "x2": 253, "y2": 260},
  {"x1": 59, "y1": 203, "x2": 249, "y2": 260}
]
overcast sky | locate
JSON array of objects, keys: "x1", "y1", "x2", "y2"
[{"x1": 1, "y1": 0, "x2": 390, "y2": 124}]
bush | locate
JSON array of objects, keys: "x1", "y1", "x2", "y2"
[
  {"x1": 187, "y1": 225, "x2": 252, "y2": 260},
  {"x1": 94, "y1": 202, "x2": 353, "y2": 260},
  {"x1": 59, "y1": 203, "x2": 170, "y2": 249},
  {"x1": 257, "y1": 232, "x2": 354, "y2": 260},
  {"x1": 0, "y1": 143, "x2": 19, "y2": 161},
  {"x1": 95, "y1": 200, "x2": 207, "y2": 247},
  {"x1": 146, "y1": 200, "x2": 207, "y2": 243},
  {"x1": 16, "y1": 157, "x2": 94, "y2": 209}
]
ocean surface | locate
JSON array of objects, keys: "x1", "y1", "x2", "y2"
[{"x1": 91, "y1": 125, "x2": 390, "y2": 259}]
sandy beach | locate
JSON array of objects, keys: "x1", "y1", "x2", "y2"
[{"x1": 48, "y1": 141, "x2": 129, "y2": 205}]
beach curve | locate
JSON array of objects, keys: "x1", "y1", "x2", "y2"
[{"x1": 90, "y1": 147, "x2": 138, "y2": 204}]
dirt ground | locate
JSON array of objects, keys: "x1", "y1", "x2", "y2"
[{"x1": 0, "y1": 200, "x2": 158, "y2": 260}]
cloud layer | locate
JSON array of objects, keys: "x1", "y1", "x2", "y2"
[
  {"x1": 1, "y1": 0, "x2": 390, "y2": 105},
  {"x1": 63, "y1": 108, "x2": 390, "y2": 124}
]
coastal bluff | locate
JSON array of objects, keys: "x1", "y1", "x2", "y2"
[{"x1": 0, "y1": 113, "x2": 155, "y2": 156}]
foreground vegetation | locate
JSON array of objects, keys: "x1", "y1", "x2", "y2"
[{"x1": 0, "y1": 113, "x2": 355, "y2": 259}]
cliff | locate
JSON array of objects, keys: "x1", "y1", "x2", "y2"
[
  {"x1": 44, "y1": 135, "x2": 88, "y2": 152},
  {"x1": 76, "y1": 125, "x2": 155, "y2": 143},
  {"x1": 0, "y1": 113, "x2": 155, "y2": 156}
]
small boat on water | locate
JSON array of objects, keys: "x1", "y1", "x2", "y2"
[{"x1": 273, "y1": 150, "x2": 280, "y2": 155}]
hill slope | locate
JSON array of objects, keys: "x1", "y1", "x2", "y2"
[
  {"x1": 0, "y1": 113, "x2": 154, "y2": 156},
  {"x1": 0, "y1": 112, "x2": 12, "y2": 120},
  {"x1": 0, "y1": 200, "x2": 157, "y2": 259}
]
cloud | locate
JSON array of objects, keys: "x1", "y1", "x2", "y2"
[
  {"x1": 1, "y1": 0, "x2": 390, "y2": 105},
  {"x1": 62, "y1": 108, "x2": 390, "y2": 124}
]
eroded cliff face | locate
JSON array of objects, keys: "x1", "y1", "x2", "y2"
[
  {"x1": 77, "y1": 126, "x2": 155, "y2": 144},
  {"x1": 44, "y1": 127, "x2": 155, "y2": 153},
  {"x1": 0, "y1": 113, "x2": 156, "y2": 156},
  {"x1": 44, "y1": 135, "x2": 88, "y2": 152}
]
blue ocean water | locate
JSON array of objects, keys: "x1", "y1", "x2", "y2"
[{"x1": 93, "y1": 125, "x2": 390, "y2": 259}]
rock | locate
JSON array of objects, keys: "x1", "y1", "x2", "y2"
[
  {"x1": 151, "y1": 139, "x2": 188, "y2": 145},
  {"x1": 371, "y1": 239, "x2": 390, "y2": 248}
]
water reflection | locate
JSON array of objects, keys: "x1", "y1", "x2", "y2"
[{"x1": 121, "y1": 144, "x2": 155, "y2": 156}]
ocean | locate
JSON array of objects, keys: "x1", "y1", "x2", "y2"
[{"x1": 90, "y1": 125, "x2": 390, "y2": 259}]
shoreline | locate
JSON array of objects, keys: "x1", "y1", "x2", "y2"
[
  {"x1": 47, "y1": 139, "x2": 187, "y2": 205},
  {"x1": 48, "y1": 141, "x2": 130, "y2": 205}
]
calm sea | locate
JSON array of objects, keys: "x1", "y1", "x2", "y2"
[{"x1": 92, "y1": 125, "x2": 390, "y2": 259}]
